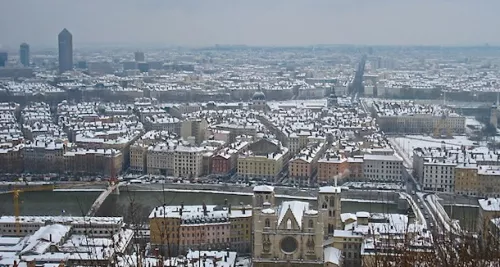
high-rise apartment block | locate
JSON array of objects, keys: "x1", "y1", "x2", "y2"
[
  {"x1": 0, "y1": 51, "x2": 7, "y2": 67},
  {"x1": 58, "y1": 28, "x2": 73, "y2": 73},
  {"x1": 20, "y1": 43, "x2": 30, "y2": 67}
]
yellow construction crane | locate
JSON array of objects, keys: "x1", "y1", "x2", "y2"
[
  {"x1": 10, "y1": 184, "x2": 55, "y2": 235},
  {"x1": 9, "y1": 181, "x2": 106, "y2": 235}
]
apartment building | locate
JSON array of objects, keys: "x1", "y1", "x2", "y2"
[
  {"x1": 23, "y1": 139, "x2": 66, "y2": 174},
  {"x1": 237, "y1": 138, "x2": 289, "y2": 181},
  {"x1": 129, "y1": 142, "x2": 148, "y2": 173},
  {"x1": 0, "y1": 144, "x2": 23, "y2": 173},
  {"x1": 63, "y1": 148, "x2": 123, "y2": 176},
  {"x1": 454, "y1": 163, "x2": 479, "y2": 196},
  {"x1": 0, "y1": 216, "x2": 123, "y2": 238},
  {"x1": 211, "y1": 141, "x2": 249, "y2": 175},
  {"x1": 180, "y1": 118, "x2": 208, "y2": 144},
  {"x1": 331, "y1": 230, "x2": 363, "y2": 267},
  {"x1": 144, "y1": 114, "x2": 181, "y2": 134},
  {"x1": 477, "y1": 198, "x2": 500, "y2": 241},
  {"x1": 288, "y1": 142, "x2": 327, "y2": 184},
  {"x1": 149, "y1": 204, "x2": 252, "y2": 254},
  {"x1": 362, "y1": 153, "x2": 403, "y2": 182},
  {"x1": 147, "y1": 143, "x2": 176, "y2": 176},
  {"x1": 455, "y1": 164, "x2": 500, "y2": 197},
  {"x1": 415, "y1": 146, "x2": 500, "y2": 194},
  {"x1": 317, "y1": 155, "x2": 349, "y2": 184},
  {"x1": 372, "y1": 100, "x2": 466, "y2": 135},
  {"x1": 174, "y1": 145, "x2": 204, "y2": 178}
]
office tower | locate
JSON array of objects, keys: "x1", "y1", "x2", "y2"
[
  {"x1": 0, "y1": 51, "x2": 7, "y2": 67},
  {"x1": 134, "y1": 51, "x2": 145, "y2": 62},
  {"x1": 20, "y1": 43, "x2": 30, "y2": 67},
  {"x1": 58, "y1": 28, "x2": 73, "y2": 73}
]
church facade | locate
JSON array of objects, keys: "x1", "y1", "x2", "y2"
[{"x1": 252, "y1": 185, "x2": 342, "y2": 267}]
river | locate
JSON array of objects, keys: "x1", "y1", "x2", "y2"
[{"x1": 0, "y1": 190, "x2": 399, "y2": 222}]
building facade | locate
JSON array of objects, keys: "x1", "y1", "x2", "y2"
[
  {"x1": 58, "y1": 28, "x2": 73, "y2": 73},
  {"x1": 20, "y1": 43, "x2": 30, "y2": 67}
]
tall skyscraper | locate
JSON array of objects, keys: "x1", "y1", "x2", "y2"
[
  {"x1": 134, "y1": 51, "x2": 145, "y2": 62},
  {"x1": 0, "y1": 51, "x2": 7, "y2": 67},
  {"x1": 58, "y1": 28, "x2": 73, "y2": 73},
  {"x1": 20, "y1": 43, "x2": 30, "y2": 67}
]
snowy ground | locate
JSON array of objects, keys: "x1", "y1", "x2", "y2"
[
  {"x1": 391, "y1": 135, "x2": 481, "y2": 162},
  {"x1": 343, "y1": 182, "x2": 404, "y2": 191},
  {"x1": 235, "y1": 257, "x2": 251, "y2": 267}
]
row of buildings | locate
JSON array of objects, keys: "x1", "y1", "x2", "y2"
[
  {"x1": 370, "y1": 100, "x2": 466, "y2": 136},
  {"x1": 413, "y1": 146, "x2": 500, "y2": 197}
]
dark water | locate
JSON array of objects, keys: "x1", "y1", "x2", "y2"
[
  {"x1": 0, "y1": 191, "x2": 100, "y2": 217},
  {"x1": 444, "y1": 205, "x2": 479, "y2": 231},
  {"x1": 0, "y1": 190, "x2": 399, "y2": 222}
]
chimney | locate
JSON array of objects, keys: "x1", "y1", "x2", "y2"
[
  {"x1": 228, "y1": 204, "x2": 232, "y2": 214},
  {"x1": 224, "y1": 198, "x2": 228, "y2": 206},
  {"x1": 242, "y1": 206, "x2": 246, "y2": 214},
  {"x1": 179, "y1": 208, "x2": 183, "y2": 216},
  {"x1": 49, "y1": 234, "x2": 52, "y2": 242},
  {"x1": 181, "y1": 202, "x2": 184, "y2": 210}
]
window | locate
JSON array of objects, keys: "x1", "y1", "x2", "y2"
[
  {"x1": 287, "y1": 219, "x2": 292, "y2": 229},
  {"x1": 308, "y1": 219, "x2": 314, "y2": 228},
  {"x1": 265, "y1": 219, "x2": 270, "y2": 228}
]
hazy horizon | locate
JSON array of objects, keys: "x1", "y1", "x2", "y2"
[{"x1": 1, "y1": 0, "x2": 499, "y2": 49}]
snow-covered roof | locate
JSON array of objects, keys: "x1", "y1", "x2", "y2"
[
  {"x1": 319, "y1": 186, "x2": 342, "y2": 194},
  {"x1": 20, "y1": 224, "x2": 71, "y2": 255},
  {"x1": 253, "y1": 185, "x2": 274, "y2": 192},
  {"x1": 356, "y1": 211, "x2": 370, "y2": 218},
  {"x1": 324, "y1": 247, "x2": 342, "y2": 265},
  {"x1": 277, "y1": 201, "x2": 310, "y2": 229},
  {"x1": 478, "y1": 198, "x2": 500, "y2": 211}
]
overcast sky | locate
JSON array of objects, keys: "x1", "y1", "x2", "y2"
[{"x1": 1, "y1": 0, "x2": 499, "y2": 48}]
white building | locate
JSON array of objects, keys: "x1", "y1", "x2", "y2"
[{"x1": 362, "y1": 154, "x2": 403, "y2": 182}]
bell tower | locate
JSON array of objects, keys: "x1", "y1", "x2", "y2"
[{"x1": 318, "y1": 186, "x2": 342, "y2": 235}]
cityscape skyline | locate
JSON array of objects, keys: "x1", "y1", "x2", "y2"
[{"x1": 1, "y1": 0, "x2": 500, "y2": 48}]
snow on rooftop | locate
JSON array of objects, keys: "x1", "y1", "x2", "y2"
[
  {"x1": 478, "y1": 198, "x2": 500, "y2": 211},
  {"x1": 319, "y1": 186, "x2": 342, "y2": 194},
  {"x1": 324, "y1": 247, "x2": 342, "y2": 265},
  {"x1": 253, "y1": 185, "x2": 274, "y2": 192},
  {"x1": 277, "y1": 201, "x2": 311, "y2": 229}
]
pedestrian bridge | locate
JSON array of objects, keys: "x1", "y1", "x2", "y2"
[{"x1": 86, "y1": 183, "x2": 120, "y2": 216}]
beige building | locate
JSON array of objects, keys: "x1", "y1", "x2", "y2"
[
  {"x1": 149, "y1": 203, "x2": 252, "y2": 255},
  {"x1": 477, "y1": 198, "x2": 500, "y2": 241},
  {"x1": 180, "y1": 118, "x2": 208, "y2": 144},
  {"x1": 174, "y1": 146, "x2": 204, "y2": 178},
  {"x1": 147, "y1": 143, "x2": 176, "y2": 176},
  {"x1": 129, "y1": 142, "x2": 148, "y2": 173},
  {"x1": 237, "y1": 138, "x2": 289, "y2": 181}
]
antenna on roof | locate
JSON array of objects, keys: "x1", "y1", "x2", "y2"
[{"x1": 334, "y1": 175, "x2": 338, "y2": 187}]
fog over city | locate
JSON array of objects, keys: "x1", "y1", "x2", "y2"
[
  {"x1": 1, "y1": 0, "x2": 499, "y2": 47},
  {"x1": 3, "y1": 1, "x2": 500, "y2": 266}
]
